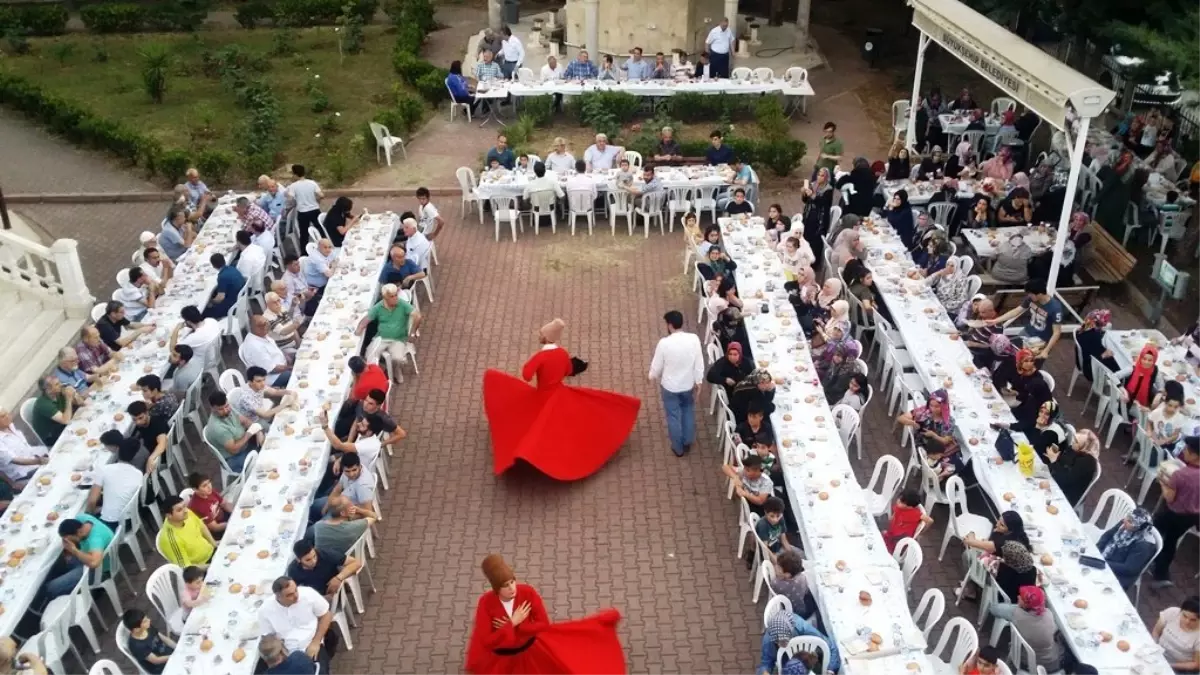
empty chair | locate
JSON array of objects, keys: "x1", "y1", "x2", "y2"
[
  {"x1": 866, "y1": 454, "x2": 904, "y2": 517},
  {"x1": 623, "y1": 150, "x2": 643, "y2": 170},
  {"x1": 892, "y1": 537, "x2": 924, "y2": 591},
  {"x1": 991, "y1": 97, "x2": 1016, "y2": 115},
  {"x1": 730, "y1": 67, "x2": 752, "y2": 81},
  {"x1": 892, "y1": 100, "x2": 911, "y2": 142},
  {"x1": 753, "y1": 559, "x2": 777, "y2": 604},
  {"x1": 752, "y1": 67, "x2": 775, "y2": 81},
  {"x1": 913, "y1": 588, "x2": 946, "y2": 639},
  {"x1": 607, "y1": 189, "x2": 634, "y2": 235},
  {"x1": 89, "y1": 660, "x2": 124, "y2": 675},
  {"x1": 368, "y1": 122, "x2": 406, "y2": 166},
  {"x1": 456, "y1": 167, "x2": 484, "y2": 223},
  {"x1": 831, "y1": 404, "x2": 860, "y2": 457},
  {"x1": 939, "y1": 476, "x2": 992, "y2": 561},
  {"x1": 527, "y1": 189, "x2": 558, "y2": 235},
  {"x1": 489, "y1": 195, "x2": 521, "y2": 242}
]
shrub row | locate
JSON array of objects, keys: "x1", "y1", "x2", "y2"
[
  {"x1": 0, "y1": 3, "x2": 69, "y2": 35},
  {"x1": 79, "y1": 0, "x2": 209, "y2": 33},
  {"x1": 233, "y1": 0, "x2": 376, "y2": 28}
]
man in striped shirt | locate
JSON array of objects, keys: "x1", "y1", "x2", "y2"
[
  {"x1": 473, "y1": 49, "x2": 503, "y2": 81},
  {"x1": 564, "y1": 49, "x2": 599, "y2": 80}
]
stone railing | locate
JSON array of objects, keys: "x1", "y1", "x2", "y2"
[{"x1": 0, "y1": 231, "x2": 93, "y2": 318}]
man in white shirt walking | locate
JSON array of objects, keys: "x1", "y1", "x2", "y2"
[
  {"x1": 286, "y1": 164, "x2": 323, "y2": 249},
  {"x1": 648, "y1": 310, "x2": 705, "y2": 456},
  {"x1": 705, "y1": 17, "x2": 734, "y2": 79},
  {"x1": 499, "y1": 25, "x2": 524, "y2": 79}
]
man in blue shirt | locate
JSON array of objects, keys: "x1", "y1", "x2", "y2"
[
  {"x1": 159, "y1": 210, "x2": 194, "y2": 261},
  {"x1": 259, "y1": 634, "x2": 317, "y2": 675},
  {"x1": 987, "y1": 277, "x2": 1064, "y2": 360},
  {"x1": 706, "y1": 130, "x2": 735, "y2": 165},
  {"x1": 758, "y1": 609, "x2": 841, "y2": 675},
  {"x1": 378, "y1": 243, "x2": 425, "y2": 288},
  {"x1": 563, "y1": 49, "x2": 599, "y2": 80},
  {"x1": 184, "y1": 168, "x2": 214, "y2": 217},
  {"x1": 622, "y1": 47, "x2": 653, "y2": 80},
  {"x1": 205, "y1": 253, "x2": 246, "y2": 319},
  {"x1": 257, "y1": 179, "x2": 288, "y2": 220},
  {"x1": 485, "y1": 133, "x2": 516, "y2": 169}
]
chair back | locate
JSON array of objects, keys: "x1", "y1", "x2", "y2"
[
  {"x1": 868, "y1": 454, "x2": 904, "y2": 504},
  {"x1": 829, "y1": 205, "x2": 842, "y2": 227},
  {"x1": 667, "y1": 186, "x2": 692, "y2": 204},
  {"x1": 368, "y1": 122, "x2": 390, "y2": 146},
  {"x1": 528, "y1": 189, "x2": 557, "y2": 211},
  {"x1": 777, "y1": 635, "x2": 831, "y2": 675},
  {"x1": 19, "y1": 397, "x2": 37, "y2": 436},
  {"x1": 455, "y1": 166, "x2": 476, "y2": 192},
  {"x1": 1159, "y1": 210, "x2": 1190, "y2": 240},
  {"x1": 638, "y1": 189, "x2": 667, "y2": 213},
  {"x1": 914, "y1": 588, "x2": 945, "y2": 639},
  {"x1": 962, "y1": 130, "x2": 986, "y2": 157},
  {"x1": 623, "y1": 150, "x2": 643, "y2": 169},
  {"x1": 488, "y1": 195, "x2": 520, "y2": 222},
  {"x1": 517, "y1": 67, "x2": 535, "y2": 83},
  {"x1": 783, "y1": 66, "x2": 808, "y2": 83},
  {"x1": 566, "y1": 189, "x2": 594, "y2": 214},
  {"x1": 115, "y1": 623, "x2": 149, "y2": 674},
  {"x1": 893, "y1": 537, "x2": 924, "y2": 589},
  {"x1": 853, "y1": 358, "x2": 869, "y2": 377},
  {"x1": 131, "y1": 248, "x2": 146, "y2": 266},
  {"x1": 91, "y1": 302, "x2": 108, "y2": 322},
  {"x1": 946, "y1": 475, "x2": 970, "y2": 520},
  {"x1": 89, "y1": 659, "x2": 126, "y2": 675},
  {"x1": 1003, "y1": 622, "x2": 1037, "y2": 672},
  {"x1": 730, "y1": 67, "x2": 752, "y2": 81},
  {"x1": 928, "y1": 202, "x2": 957, "y2": 227},
  {"x1": 218, "y1": 369, "x2": 245, "y2": 393},
  {"x1": 991, "y1": 97, "x2": 1017, "y2": 115},
  {"x1": 752, "y1": 67, "x2": 775, "y2": 81},
  {"x1": 21, "y1": 631, "x2": 63, "y2": 674},
  {"x1": 892, "y1": 100, "x2": 911, "y2": 128},
  {"x1": 965, "y1": 275, "x2": 982, "y2": 299},
  {"x1": 608, "y1": 189, "x2": 633, "y2": 213},
  {"x1": 145, "y1": 564, "x2": 184, "y2": 630},
  {"x1": 1086, "y1": 488, "x2": 1135, "y2": 532},
  {"x1": 762, "y1": 594, "x2": 793, "y2": 629},
  {"x1": 831, "y1": 404, "x2": 860, "y2": 449},
  {"x1": 956, "y1": 255, "x2": 973, "y2": 275},
  {"x1": 933, "y1": 617, "x2": 979, "y2": 671}
]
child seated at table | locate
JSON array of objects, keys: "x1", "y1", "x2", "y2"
[
  {"x1": 514, "y1": 155, "x2": 530, "y2": 174},
  {"x1": 615, "y1": 158, "x2": 635, "y2": 190},
  {"x1": 883, "y1": 488, "x2": 934, "y2": 553},
  {"x1": 1147, "y1": 381, "x2": 1188, "y2": 459},
  {"x1": 722, "y1": 454, "x2": 773, "y2": 515}
]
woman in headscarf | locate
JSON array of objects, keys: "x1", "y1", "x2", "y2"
[
  {"x1": 898, "y1": 389, "x2": 962, "y2": 478},
  {"x1": 813, "y1": 299, "x2": 851, "y2": 352},
  {"x1": 827, "y1": 213, "x2": 860, "y2": 245},
  {"x1": 885, "y1": 189, "x2": 917, "y2": 249},
  {"x1": 991, "y1": 232, "x2": 1032, "y2": 285},
  {"x1": 1120, "y1": 343, "x2": 1160, "y2": 410},
  {"x1": 916, "y1": 146, "x2": 946, "y2": 180},
  {"x1": 925, "y1": 255, "x2": 971, "y2": 315},
  {"x1": 1094, "y1": 149, "x2": 1138, "y2": 239},
  {"x1": 705, "y1": 341, "x2": 753, "y2": 400},
  {"x1": 835, "y1": 157, "x2": 878, "y2": 217},
  {"x1": 945, "y1": 140, "x2": 976, "y2": 179},
  {"x1": 988, "y1": 585, "x2": 1063, "y2": 672},
  {"x1": 922, "y1": 238, "x2": 952, "y2": 276},
  {"x1": 1047, "y1": 425, "x2": 1098, "y2": 506},
  {"x1": 729, "y1": 369, "x2": 776, "y2": 425},
  {"x1": 712, "y1": 307, "x2": 749, "y2": 356},
  {"x1": 758, "y1": 608, "x2": 842, "y2": 675},
  {"x1": 1073, "y1": 309, "x2": 1120, "y2": 382},
  {"x1": 698, "y1": 244, "x2": 738, "y2": 283},
  {"x1": 886, "y1": 143, "x2": 912, "y2": 180},
  {"x1": 1097, "y1": 508, "x2": 1158, "y2": 589},
  {"x1": 322, "y1": 195, "x2": 359, "y2": 247},
  {"x1": 801, "y1": 278, "x2": 842, "y2": 336},
  {"x1": 829, "y1": 228, "x2": 864, "y2": 269},
  {"x1": 844, "y1": 260, "x2": 892, "y2": 323},
  {"x1": 800, "y1": 169, "x2": 834, "y2": 261},
  {"x1": 817, "y1": 337, "x2": 861, "y2": 385},
  {"x1": 979, "y1": 145, "x2": 1016, "y2": 181},
  {"x1": 1009, "y1": 171, "x2": 1030, "y2": 193},
  {"x1": 702, "y1": 277, "x2": 742, "y2": 326}
]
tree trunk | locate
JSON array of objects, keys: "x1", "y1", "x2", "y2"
[{"x1": 487, "y1": 0, "x2": 502, "y2": 30}]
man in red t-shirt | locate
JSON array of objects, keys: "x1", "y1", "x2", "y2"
[{"x1": 349, "y1": 356, "x2": 389, "y2": 403}]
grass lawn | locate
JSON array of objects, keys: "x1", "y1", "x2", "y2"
[{"x1": 1, "y1": 24, "x2": 416, "y2": 185}]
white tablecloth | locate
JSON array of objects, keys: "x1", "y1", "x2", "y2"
[
  {"x1": 163, "y1": 212, "x2": 398, "y2": 675},
  {"x1": 1105, "y1": 330, "x2": 1200, "y2": 434},
  {"x1": 718, "y1": 216, "x2": 933, "y2": 673},
  {"x1": 475, "y1": 165, "x2": 729, "y2": 201},
  {"x1": 0, "y1": 201, "x2": 244, "y2": 636},
  {"x1": 937, "y1": 112, "x2": 1002, "y2": 137},
  {"x1": 879, "y1": 178, "x2": 1011, "y2": 206},
  {"x1": 858, "y1": 218, "x2": 1174, "y2": 675},
  {"x1": 474, "y1": 76, "x2": 815, "y2": 99},
  {"x1": 960, "y1": 226, "x2": 1055, "y2": 260}
]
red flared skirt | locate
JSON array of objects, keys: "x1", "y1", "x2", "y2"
[
  {"x1": 465, "y1": 609, "x2": 626, "y2": 674},
  {"x1": 482, "y1": 370, "x2": 640, "y2": 481}
]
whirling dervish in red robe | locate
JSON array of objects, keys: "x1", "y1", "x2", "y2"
[
  {"x1": 464, "y1": 554, "x2": 626, "y2": 675},
  {"x1": 482, "y1": 318, "x2": 640, "y2": 480}
]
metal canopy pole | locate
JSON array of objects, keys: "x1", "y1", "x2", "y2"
[
  {"x1": 906, "y1": 34, "x2": 931, "y2": 151},
  {"x1": 1046, "y1": 115, "x2": 1091, "y2": 294}
]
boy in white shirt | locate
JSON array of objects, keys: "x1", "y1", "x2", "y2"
[
  {"x1": 415, "y1": 187, "x2": 444, "y2": 239},
  {"x1": 1147, "y1": 381, "x2": 1189, "y2": 458}
]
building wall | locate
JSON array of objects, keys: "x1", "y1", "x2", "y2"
[{"x1": 563, "y1": 0, "x2": 728, "y2": 57}]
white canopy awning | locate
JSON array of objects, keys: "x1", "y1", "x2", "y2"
[{"x1": 909, "y1": 0, "x2": 1115, "y2": 127}]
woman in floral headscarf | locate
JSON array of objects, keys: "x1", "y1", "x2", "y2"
[
  {"x1": 758, "y1": 608, "x2": 842, "y2": 675},
  {"x1": 817, "y1": 338, "x2": 861, "y2": 385},
  {"x1": 712, "y1": 307, "x2": 749, "y2": 355},
  {"x1": 1073, "y1": 308, "x2": 1119, "y2": 382},
  {"x1": 989, "y1": 584, "x2": 1063, "y2": 671},
  {"x1": 925, "y1": 255, "x2": 971, "y2": 315},
  {"x1": 1097, "y1": 507, "x2": 1158, "y2": 589},
  {"x1": 813, "y1": 300, "x2": 851, "y2": 356},
  {"x1": 898, "y1": 389, "x2": 961, "y2": 478},
  {"x1": 729, "y1": 368, "x2": 776, "y2": 425}
]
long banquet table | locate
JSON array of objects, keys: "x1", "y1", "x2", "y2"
[
  {"x1": 0, "y1": 201, "x2": 243, "y2": 636},
  {"x1": 163, "y1": 210, "x2": 398, "y2": 675},
  {"x1": 475, "y1": 164, "x2": 730, "y2": 201},
  {"x1": 857, "y1": 216, "x2": 1174, "y2": 675},
  {"x1": 474, "y1": 75, "x2": 815, "y2": 99},
  {"x1": 718, "y1": 216, "x2": 934, "y2": 675}
]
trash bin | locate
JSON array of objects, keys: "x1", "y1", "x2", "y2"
[
  {"x1": 502, "y1": 0, "x2": 519, "y2": 25},
  {"x1": 862, "y1": 27, "x2": 882, "y2": 67}
]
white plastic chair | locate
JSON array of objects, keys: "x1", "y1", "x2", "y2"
[
  {"x1": 730, "y1": 67, "x2": 752, "y2": 81},
  {"x1": 735, "y1": 497, "x2": 759, "y2": 558},
  {"x1": 783, "y1": 66, "x2": 807, "y2": 85},
  {"x1": 752, "y1": 559, "x2": 777, "y2": 604},
  {"x1": 368, "y1": 122, "x2": 406, "y2": 165},
  {"x1": 146, "y1": 564, "x2": 184, "y2": 635},
  {"x1": 990, "y1": 97, "x2": 1016, "y2": 115},
  {"x1": 22, "y1": 630, "x2": 68, "y2": 675},
  {"x1": 866, "y1": 454, "x2": 904, "y2": 517},
  {"x1": 115, "y1": 624, "x2": 151, "y2": 675},
  {"x1": 752, "y1": 66, "x2": 774, "y2": 81},
  {"x1": 489, "y1": 195, "x2": 521, "y2": 242},
  {"x1": 763, "y1": 594, "x2": 794, "y2": 629},
  {"x1": 607, "y1": 189, "x2": 634, "y2": 235},
  {"x1": 566, "y1": 188, "x2": 596, "y2": 235},
  {"x1": 892, "y1": 537, "x2": 924, "y2": 591},
  {"x1": 961, "y1": 130, "x2": 986, "y2": 158},
  {"x1": 91, "y1": 303, "x2": 108, "y2": 322},
  {"x1": 632, "y1": 190, "x2": 667, "y2": 237},
  {"x1": 1130, "y1": 527, "x2": 1164, "y2": 608},
  {"x1": 1082, "y1": 356, "x2": 1113, "y2": 418},
  {"x1": 342, "y1": 527, "x2": 376, "y2": 614},
  {"x1": 692, "y1": 185, "x2": 720, "y2": 223},
  {"x1": 89, "y1": 660, "x2": 124, "y2": 675},
  {"x1": 939, "y1": 475, "x2": 992, "y2": 561},
  {"x1": 666, "y1": 186, "x2": 692, "y2": 229},
  {"x1": 914, "y1": 588, "x2": 945, "y2": 639},
  {"x1": 929, "y1": 202, "x2": 957, "y2": 227},
  {"x1": 776, "y1": 635, "x2": 830, "y2": 675},
  {"x1": 1039, "y1": 370, "x2": 1056, "y2": 392},
  {"x1": 202, "y1": 435, "x2": 242, "y2": 490},
  {"x1": 991, "y1": 621, "x2": 1036, "y2": 673},
  {"x1": 1126, "y1": 425, "x2": 1167, "y2": 505},
  {"x1": 831, "y1": 404, "x2": 860, "y2": 458},
  {"x1": 964, "y1": 275, "x2": 982, "y2": 300},
  {"x1": 218, "y1": 368, "x2": 246, "y2": 394},
  {"x1": 456, "y1": 167, "x2": 484, "y2": 223},
  {"x1": 446, "y1": 83, "x2": 472, "y2": 122},
  {"x1": 892, "y1": 100, "x2": 911, "y2": 142},
  {"x1": 623, "y1": 150, "x2": 643, "y2": 170},
  {"x1": 1082, "y1": 488, "x2": 1136, "y2": 544},
  {"x1": 1152, "y1": 210, "x2": 1191, "y2": 255},
  {"x1": 516, "y1": 67, "x2": 535, "y2": 83},
  {"x1": 930, "y1": 617, "x2": 979, "y2": 675},
  {"x1": 40, "y1": 572, "x2": 100, "y2": 666}
]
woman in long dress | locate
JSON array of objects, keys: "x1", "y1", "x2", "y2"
[
  {"x1": 482, "y1": 319, "x2": 641, "y2": 481},
  {"x1": 465, "y1": 554, "x2": 625, "y2": 674}
]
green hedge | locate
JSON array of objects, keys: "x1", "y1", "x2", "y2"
[
  {"x1": 80, "y1": 0, "x2": 209, "y2": 33},
  {"x1": 273, "y1": 0, "x2": 376, "y2": 26},
  {"x1": 79, "y1": 3, "x2": 143, "y2": 32},
  {"x1": 0, "y1": 3, "x2": 69, "y2": 36}
]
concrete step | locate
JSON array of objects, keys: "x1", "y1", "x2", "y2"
[{"x1": 0, "y1": 305, "x2": 86, "y2": 413}]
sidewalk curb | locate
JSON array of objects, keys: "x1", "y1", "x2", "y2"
[{"x1": 6, "y1": 186, "x2": 463, "y2": 205}]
